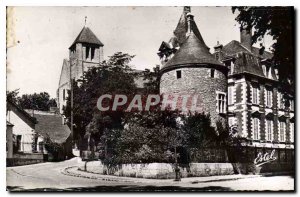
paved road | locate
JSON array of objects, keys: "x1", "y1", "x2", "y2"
[{"x1": 6, "y1": 158, "x2": 294, "y2": 191}]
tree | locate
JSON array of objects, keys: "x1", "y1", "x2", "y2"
[
  {"x1": 232, "y1": 7, "x2": 295, "y2": 93},
  {"x1": 109, "y1": 107, "x2": 182, "y2": 164},
  {"x1": 141, "y1": 65, "x2": 160, "y2": 94},
  {"x1": 6, "y1": 90, "x2": 57, "y2": 111},
  {"x1": 6, "y1": 89, "x2": 20, "y2": 104},
  {"x1": 63, "y1": 52, "x2": 138, "y2": 146}
]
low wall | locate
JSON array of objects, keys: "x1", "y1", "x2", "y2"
[
  {"x1": 7, "y1": 153, "x2": 46, "y2": 167},
  {"x1": 78, "y1": 161, "x2": 235, "y2": 179}
]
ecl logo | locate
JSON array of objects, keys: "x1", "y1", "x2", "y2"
[{"x1": 254, "y1": 149, "x2": 277, "y2": 167}]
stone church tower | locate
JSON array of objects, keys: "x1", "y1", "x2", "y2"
[
  {"x1": 159, "y1": 8, "x2": 228, "y2": 126},
  {"x1": 57, "y1": 25, "x2": 104, "y2": 114}
]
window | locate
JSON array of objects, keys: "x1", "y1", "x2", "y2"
[
  {"x1": 253, "y1": 117, "x2": 260, "y2": 140},
  {"x1": 290, "y1": 100, "x2": 294, "y2": 111},
  {"x1": 176, "y1": 70, "x2": 182, "y2": 79},
  {"x1": 228, "y1": 86, "x2": 233, "y2": 105},
  {"x1": 217, "y1": 92, "x2": 226, "y2": 113},
  {"x1": 278, "y1": 93, "x2": 284, "y2": 109},
  {"x1": 262, "y1": 65, "x2": 267, "y2": 76},
  {"x1": 86, "y1": 46, "x2": 90, "y2": 59},
  {"x1": 266, "y1": 89, "x2": 272, "y2": 107},
  {"x1": 230, "y1": 62, "x2": 234, "y2": 75},
  {"x1": 16, "y1": 135, "x2": 22, "y2": 152},
  {"x1": 211, "y1": 69, "x2": 215, "y2": 78},
  {"x1": 279, "y1": 121, "x2": 286, "y2": 142},
  {"x1": 268, "y1": 67, "x2": 273, "y2": 79},
  {"x1": 252, "y1": 85, "x2": 259, "y2": 104},
  {"x1": 91, "y1": 47, "x2": 95, "y2": 60},
  {"x1": 63, "y1": 89, "x2": 65, "y2": 101},
  {"x1": 266, "y1": 119, "x2": 273, "y2": 141},
  {"x1": 290, "y1": 122, "x2": 294, "y2": 143}
]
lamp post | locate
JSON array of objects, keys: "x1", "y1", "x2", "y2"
[
  {"x1": 174, "y1": 117, "x2": 183, "y2": 181},
  {"x1": 174, "y1": 145, "x2": 181, "y2": 181}
]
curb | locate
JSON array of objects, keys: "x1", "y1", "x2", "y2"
[
  {"x1": 62, "y1": 166, "x2": 265, "y2": 184},
  {"x1": 61, "y1": 166, "x2": 134, "y2": 183}
]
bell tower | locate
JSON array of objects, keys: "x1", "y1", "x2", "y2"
[{"x1": 68, "y1": 18, "x2": 104, "y2": 80}]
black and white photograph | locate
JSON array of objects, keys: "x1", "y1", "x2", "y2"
[{"x1": 5, "y1": 4, "x2": 295, "y2": 192}]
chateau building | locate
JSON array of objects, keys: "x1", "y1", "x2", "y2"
[
  {"x1": 159, "y1": 11, "x2": 228, "y2": 127},
  {"x1": 57, "y1": 25, "x2": 104, "y2": 114},
  {"x1": 158, "y1": 7, "x2": 294, "y2": 150}
]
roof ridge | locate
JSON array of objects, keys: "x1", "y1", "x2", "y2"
[{"x1": 69, "y1": 26, "x2": 104, "y2": 49}]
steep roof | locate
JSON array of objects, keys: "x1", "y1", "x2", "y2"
[
  {"x1": 7, "y1": 100, "x2": 37, "y2": 129},
  {"x1": 220, "y1": 40, "x2": 273, "y2": 60},
  {"x1": 230, "y1": 51, "x2": 278, "y2": 80},
  {"x1": 173, "y1": 9, "x2": 209, "y2": 49},
  {"x1": 162, "y1": 31, "x2": 224, "y2": 71},
  {"x1": 69, "y1": 27, "x2": 104, "y2": 49},
  {"x1": 34, "y1": 114, "x2": 71, "y2": 144}
]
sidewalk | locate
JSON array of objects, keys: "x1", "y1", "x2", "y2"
[{"x1": 62, "y1": 165, "x2": 261, "y2": 184}]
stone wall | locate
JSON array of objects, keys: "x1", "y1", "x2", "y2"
[
  {"x1": 160, "y1": 66, "x2": 227, "y2": 127},
  {"x1": 79, "y1": 161, "x2": 234, "y2": 179}
]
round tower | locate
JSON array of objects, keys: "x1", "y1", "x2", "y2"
[{"x1": 160, "y1": 13, "x2": 228, "y2": 127}]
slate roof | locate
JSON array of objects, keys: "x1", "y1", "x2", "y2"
[
  {"x1": 220, "y1": 40, "x2": 273, "y2": 60},
  {"x1": 172, "y1": 10, "x2": 209, "y2": 49},
  {"x1": 34, "y1": 114, "x2": 71, "y2": 144},
  {"x1": 69, "y1": 27, "x2": 104, "y2": 49},
  {"x1": 162, "y1": 31, "x2": 224, "y2": 71},
  {"x1": 233, "y1": 52, "x2": 265, "y2": 77}
]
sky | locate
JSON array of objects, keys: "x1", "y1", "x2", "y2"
[{"x1": 6, "y1": 6, "x2": 273, "y2": 98}]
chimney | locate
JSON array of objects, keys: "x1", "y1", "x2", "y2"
[
  {"x1": 214, "y1": 41, "x2": 223, "y2": 61},
  {"x1": 186, "y1": 13, "x2": 194, "y2": 35},
  {"x1": 240, "y1": 27, "x2": 252, "y2": 52},
  {"x1": 183, "y1": 6, "x2": 191, "y2": 14}
]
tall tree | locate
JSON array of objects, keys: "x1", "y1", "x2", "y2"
[
  {"x1": 63, "y1": 52, "x2": 138, "y2": 144},
  {"x1": 6, "y1": 90, "x2": 57, "y2": 111},
  {"x1": 232, "y1": 7, "x2": 295, "y2": 94}
]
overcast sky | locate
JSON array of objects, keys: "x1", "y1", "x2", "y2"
[{"x1": 7, "y1": 6, "x2": 273, "y2": 98}]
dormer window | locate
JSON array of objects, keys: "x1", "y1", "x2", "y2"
[
  {"x1": 268, "y1": 67, "x2": 273, "y2": 79},
  {"x1": 262, "y1": 65, "x2": 267, "y2": 76},
  {"x1": 176, "y1": 70, "x2": 182, "y2": 79},
  {"x1": 230, "y1": 61, "x2": 234, "y2": 75}
]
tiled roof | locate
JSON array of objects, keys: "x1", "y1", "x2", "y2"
[
  {"x1": 69, "y1": 27, "x2": 104, "y2": 49},
  {"x1": 34, "y1": 114, "x2": 71, "y2": 144},
  {"x1": 162, "y1": 32, "x2": 224, "y2": 71},
  {"x1": 220, "y1": 40, "x2": 273, "y2": 60}
]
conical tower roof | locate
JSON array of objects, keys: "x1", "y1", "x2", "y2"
[
  {"x1": 69, "y1": 26, "x2": 104, "y2": 49},
  {"x1": 162, "y1": 30, "x2": 224, "y2": 71},
  {"x1": 173, "y1": 7, "x2": 209, "y2": 49}
]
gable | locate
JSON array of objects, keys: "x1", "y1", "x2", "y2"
[
  {"x1": 7, "y1": 101, "x2": 36, "y2": 129},
  {"x1": 58, "y1": 59, "x2": 70, "y2": 88}
]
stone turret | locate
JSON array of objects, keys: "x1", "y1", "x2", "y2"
[{"x1": 160, "y1": 11, "x2": 228, "y2": 127}]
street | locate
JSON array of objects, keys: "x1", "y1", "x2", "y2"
[{"x1": 6, "y1": 158, "x2": 294, "y2": 192}]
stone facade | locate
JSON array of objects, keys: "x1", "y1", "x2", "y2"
[
  {"x1": 57, "y1": 26, "x2": 104, "y2": 114},
  {"x1": 159, "y1": 6, "x2": 294, "y2": 152},
  {"x1": 160, "y1": 67, "x2": 227, "y2": 126}
]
